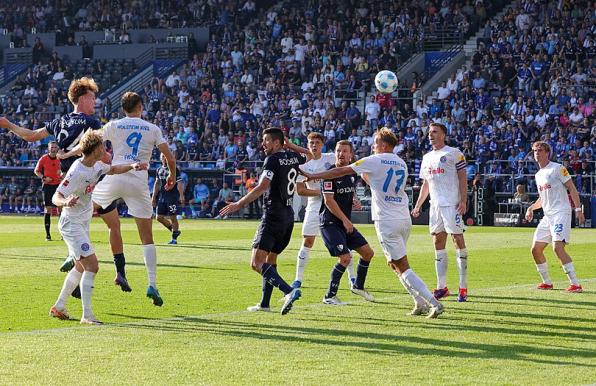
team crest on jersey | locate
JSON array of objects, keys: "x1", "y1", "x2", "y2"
[
  {"x1": 440, "y1": 156, "x2": 447, "y2": 163},
  {"x1": 81, "y1": 243, "x2": 90, "y2": 252}
]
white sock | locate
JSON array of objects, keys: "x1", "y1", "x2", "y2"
[
  {"x1": 346, "y1": 251, "x2": 355, "y2": 281},
  {"x1": 456, "y1": 248, "x2": 468, "y2": 289},
  {"x1": 562, "y1": 262, "x2": 579, "y2": 285},
  {"x1": 435, "y1": 249, "x2": 448, "y2": 289},
  {"x1": 536, "y1": 263, "x2": 552, "y2": 285},
  {"x1": 80, "y1": 271, "x2": 96, "y2": 319},
  {"x1": 402, "y1": 269, "x2": 440, "y2": 307},
  {"x1": 397, "y1": 272, "x2": 425, "y2": 308},
  {"x1": 54, "y1": 268, "x2": 82, "y2": 310},
  {"x1": 294, "y1": 245, "x2": 311, "y2": 282},
  {"x1": 143, "y1": 244, "x2": 157, "y2": 287}
]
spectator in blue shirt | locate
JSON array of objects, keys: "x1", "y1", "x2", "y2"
[{"x1": 189, "y1": 177, "x2": 210, "y2": 218}]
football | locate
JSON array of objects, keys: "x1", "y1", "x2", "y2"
[{"x1": 374, "y1": 70, "x2": 398, "y2": 94}]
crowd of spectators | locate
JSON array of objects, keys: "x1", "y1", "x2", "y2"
[{"x1": 0, "y1": 0, "x2": 594, "y2": 215}]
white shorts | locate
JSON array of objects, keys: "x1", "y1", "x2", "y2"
[
  {"x1": 302, "y1": 206, "x2": 321, "y2": 236},
  {"x1": 533, "y1": 212, "x2": 572, "y2": 244},
  {"x1": 59, "y1": 216, "x2": 94, "y2": 260},
  {"x1": 374, "y1": 218, "x2": 412, "y2": 262},
  {"x1": 93, "y1": 172, "x2": 153, "y2": 219},
  {"x1": 429, "y1": 204, "x2": 464, "y2": 235}
]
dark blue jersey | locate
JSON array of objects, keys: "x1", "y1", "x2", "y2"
[
  {"x1": 261, "y1": 150, "x2": 305, "y2": 214},
  {"x1": 46, "y1": 112, "x2": 102, "y2": 171},
  {"x1": 319, "y1": 167, "x2": 356, "y2": 226},
  {"x1": 156, "y1": 166, "x2": 182, "y2": 203}
]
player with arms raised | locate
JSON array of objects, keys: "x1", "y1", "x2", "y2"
[
  {"x1": 220, "y1": 128, "x2": 304, "y2": 315},
  {"x1": 319, "y1": 140, "x2": 374, "y2": 305},
  {"x1": 412, "y1": 122, "x2": 469, "y2": 302},
  {"x1": 285, "y1": 133, "x2": 356, "y2": 289},
  {"x1": 49, "y1": 130, "x2": 147, "y2": 324},
  {"x1": 525, "y1": 141, "x2": 585, "y2": 292},
  {"x1": 303, "y1": 128, "x2": 444, "y2": 318}
]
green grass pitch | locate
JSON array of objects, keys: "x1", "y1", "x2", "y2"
[{"x1": 0, "y1": 216, "x2": 594, "y2": 385}]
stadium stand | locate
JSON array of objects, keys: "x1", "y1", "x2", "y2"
[{"x1": 0, "y1": 0, "x2": 593, "y2": 224}]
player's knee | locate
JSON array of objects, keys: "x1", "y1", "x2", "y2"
[
  {"x1": 338, "y1": 254, "x2": 351, "y2": 266},
  {"x1": 552, "y1": 242, "x2": 565, "y2": 254},
  {"x1": 250, "y1": 260, "x2": 260, "y2": 272},
  {"x1": 531, "y1": 245, "x2": 542, "y2": 256}
]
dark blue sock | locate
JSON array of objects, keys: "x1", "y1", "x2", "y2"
[
  {"x1": 261, "y1": 263, "x2": 292, "y2": 295},
  {"x1": 114, "y1": 253, "x2": 126, "y2": 276},
  {"x1": 325, "y1": 263, "x2": 346, "y2": 298},
  {"x1": 355, "y1": 258, "x2": 370, "y2": 290},
  {"x1": 260, "y1": 264, "x2": 276, "y2": 308}
]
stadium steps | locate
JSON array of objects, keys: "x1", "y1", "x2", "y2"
[{"x1": 0, "y1": 64, "x2": 30, "y2": 93}]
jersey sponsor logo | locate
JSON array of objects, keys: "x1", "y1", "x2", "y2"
[
  {"x1": 323, "y1": 181, "x2": 333, "y2": 190},
  {"x1": 538, "y1": 183, "x2": 552, "y2": 192},
  {"x1": 384, "y1": 195, "x2": 403, "y2": 202},
  {"x1": 427, "y1": 167, "x2": 445, "y2": 175},
  {"x1": 337, "y1": 186, "x2": 355, "y2": 194},
  {"x1": 81, "y1": 243, "x2": 90, "y2": 252},
  {"x1": 440, "y1": 156, "x2": 447, "y2": 163}
]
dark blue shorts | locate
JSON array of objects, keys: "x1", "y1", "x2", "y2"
[
  {"x1": 157, "y1": 201, "x2": 179, "y2": 216},
  {"x1": 252, "y1": 211, "x2": 294, "y2": 254},
  {"x1": 320, "y1": 223, "x2": 368, "y2": 257}
]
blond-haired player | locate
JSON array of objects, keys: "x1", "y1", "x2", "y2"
[
  {"x1": 49, "y1": 131, "x2": 147, "y2": 324},
  {"x1": 412, "y1": 122, "x2": 469, "y2": 302},
  {"x1": 525, "y1": 141, "x2": 585, "y2": 293}
]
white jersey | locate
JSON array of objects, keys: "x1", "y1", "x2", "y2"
[
  {"x1": 103, "y1": 116, "x2": 166, "y2": 174},
  {"x1": 419, "y1": 145, "x2": 466, "y2": 207},
  {"x1": 298, "y1": 152, "x2": 335, "y2": 208},
  {"x1": 350, "y1": 152, "x2": 410, "y2": 221},
  {"x1": 57, "y1": 159, "x2": 111, "y2": 222},
  {"x1": 535, "y1": 161, "x2": 572, "y2": 216}
]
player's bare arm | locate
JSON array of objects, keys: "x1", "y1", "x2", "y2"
[
  {"x1": 177, "y1": 180, "x2": 185, "y2": 205},
  {"x1": 412, "y1": 179, "x2": 429, "y2": 218},
  {"x1": 284, "y1": 138, "x2": 313, "y2": 160},
  {"x1": 457, "y1": 168, "x2": 468, "y2": 215},
  {"x1": 152, "y1": 176, "x2": 161, "y2": 207},
  {"x1": 52, "y1": 191, "x2": 78, "y2": 208},
  {"x1": 107, "y1": 162, "x2": 148, "y2": 175},
  {"x1": 304, "y1": 166, "x2": 355, "y2": 181},
  {"x1": 296, "y1": 181, "x2": 320, "y2": 197},
  {"x1": 323, "y1": 192, "x2": 354, "y2": 233},
  {"x1": 525, "y1": 197, "x2": 542, "y2": 221},
  {"x1": 219, "y1": 177, "x2": 271, "y2": 216},
  {"x1": 158, "y1": 143, "x2": 177, "y2": 191},
  {"x1": 0, "y1": 117, "x2": 49, "y2": 142},
  {"x1": 564, "y1": 179, "x2": 585, "y2": 224}
]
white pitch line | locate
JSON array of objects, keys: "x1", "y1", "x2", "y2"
[{"x1": 2, "y1": 278, "x2": 595, "y2": 336}]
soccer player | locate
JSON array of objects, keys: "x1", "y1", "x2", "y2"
[
  {"x1": 34, "y1": 141, "x2": 62, "y2": 241},
  {"x1": 302, "y1": 128, "x2": 444, "y2": 318},
  {"x1": 152, "y1": 153, "x2": 184, "y2": 244},
  {"x1": 525, "y1": 141, "x2": 585, "y2": 292},
  {"x1": 90, "y1": 92, "x2": 176, "y2": 305},
  {"x1": 49, "y1": 130, "x2": 147, "y2": 324},
  {"x1": 0, "y1": 77, "x2": 102, "y2": 298},
  {"x1": 411, "y1": 122, "x2": 469, "y2": 302},
  {"x1": 219, "y1": 128, "x2": 303, "y2": 315},
  {"x1": 285, "y1": 133, "x2": 355, "y2": 289},
  {"x1": 319, "y1": 140, "x2": 375, "y2": 305}
]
